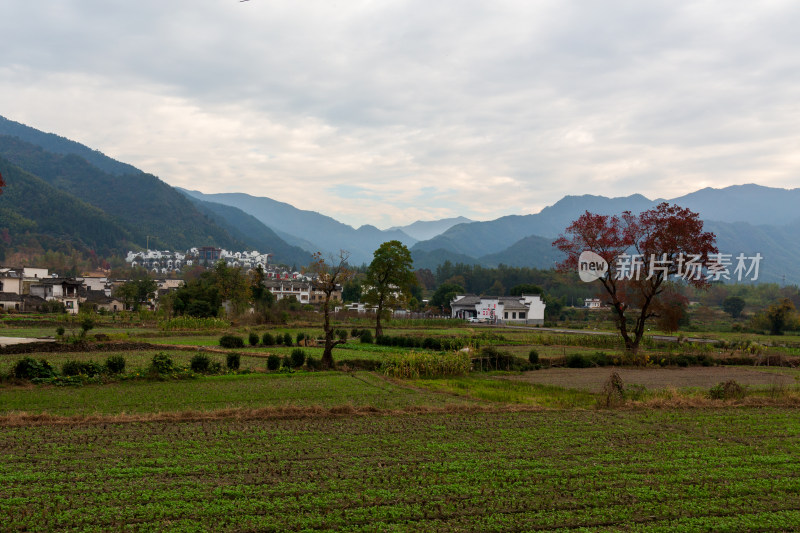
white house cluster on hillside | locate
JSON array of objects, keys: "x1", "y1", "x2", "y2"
[
  {"x1": 126, "y1": 247, "x2": 274, "y2": 275},
  {"x1": 450, "y1": 294, "x2": 546, "y2": 325}
]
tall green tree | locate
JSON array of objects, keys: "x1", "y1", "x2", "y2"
[
  {"x1": 763, "y1": 298, "x2": 797, "y2": 335},
  {"x1": 722, "y1": 296, "x2": 746, "y2": 319},
  {"x1": 249, "y1": 264, "x2": 275, "y2": 315},
  {"x1": 113, "y1": 268, "x2": 158, "y2": 311},
  {"x1": 363, "y1": 241, "x2": 416, "y2": 337},
  {"x1": 170, "y1": 272, "x2": 222, "y2": 317},
  {"x1": 431, "y1": 282, "x2": 465, "y2": 313},
  {"x1": 211, "y1": 261, "x2": 251, "y2": 316}
]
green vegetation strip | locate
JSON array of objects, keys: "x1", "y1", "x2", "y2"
[
  {"x1": 0, "y1": 372, "x2": 476, "y2": 415},
  {"x1": 1, "y1": 408, "x2": 799, "y2": 531}
]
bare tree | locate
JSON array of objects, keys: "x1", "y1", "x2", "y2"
[{"x1": 307, "y1": 251, "x2": 354, "y2": 368}]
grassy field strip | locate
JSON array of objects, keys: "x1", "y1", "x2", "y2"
[
  {"x1": 1, "y1": 409, "x2": 799, "y2": 531},
  {"x1": 0, "y1": 372, "x2": 480, "y2": 416}
]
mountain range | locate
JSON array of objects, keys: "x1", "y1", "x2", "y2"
[{"x1": 0, "y1": 114, "x2": 798, "y2": 284}]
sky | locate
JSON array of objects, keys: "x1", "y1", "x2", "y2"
[{"x1": 1, "y1": 1, "x2": 799, "y2": 229}]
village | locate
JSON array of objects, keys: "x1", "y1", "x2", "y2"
[{"x1": 0, "y1": 246, "x2": 548, "y2": 324}]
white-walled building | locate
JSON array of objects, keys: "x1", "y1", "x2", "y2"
[
  {"x1": 29, "y1": 278, "x2": 82, "y2": 314},
  {"x1": 451, "y1": 294, "x2": 546, "y2": 325}
]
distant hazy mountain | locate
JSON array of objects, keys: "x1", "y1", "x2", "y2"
[
  {"x1": 410, "y1": 248, "x2": 482, "y2": 271},
  {"x1": 0, "y1": 115, "x2": 142, "y2": 177},
  {"x1": 478, "y1": 235, "x2": 564, "y2": 269},
  {"x1": 182, "y1": 196, "x2": 312, "y2": 266},
  {"x1": 389, "y1": 217, "x2": 473, "y2": 241},
  {"x1": 179, "y1": 189, "x2": 417, "y2": 265},
  {"x1": 704, "y1": 220, "x2": 800, "y2": 285},
  {"x1": 409, "y1": 186, "x2": 800, "y2": 284},
  {"x1": 671, "y1": 184, "x2": 800, "y2": 226},
  {"x1": 412, "y1": 194, "x2": 655, "y2": 257},
  {"x1": 3, "y1": 115, "x2": 798, "y2": 282}
]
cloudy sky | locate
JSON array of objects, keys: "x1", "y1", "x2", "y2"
[{"x1": 1, "y1": 1, "x2": 799, "y2": 228}]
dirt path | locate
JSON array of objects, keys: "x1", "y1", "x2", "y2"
[
  {"x1": 0, "y1": 336, "x2": 55, "y2": 347},
  {"x1": 505, "y1": 366, "x2": 799, "y2": 392}
]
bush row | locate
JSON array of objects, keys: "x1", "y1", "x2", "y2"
[
  {"x1": 10, "y1": 352, "x2": 241, "y2": 382},
  {"x1": 375, "y1": 334, "x2": 468, "y2": 351},
  {"x1": 472, "y1": 347, "x2": 537, "y2": 372},
  {"x1": 220, "y1": 332, "x2": 325, "y2": 348}
]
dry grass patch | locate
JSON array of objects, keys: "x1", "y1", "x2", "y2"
[{"x1": 506, "y1": 366, "x2": 799, "y2": 393}]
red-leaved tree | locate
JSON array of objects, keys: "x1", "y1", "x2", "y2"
[{"x1": 553, "y1": 202, "x2": 717, "y2": 358}]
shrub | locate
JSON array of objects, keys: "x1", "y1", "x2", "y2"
[
  {"x1": 274, "y1": 332, "x2": 283, "y2": 345},
  {"x1": 62, "y1": 360, "x2": 103, "y2": 377},
  {"x1": 528, "y1": 349, "x2": 539, "y2": 365},
  {"x1": 13, "y1": 358, "x2": 56, "y2": 380},
  {"x1": 566, "y1": 354, "x2": 592, "y2": 368},
  {"x1": 337, "y1": 329, "x2": 348, "y2": 341},
  {"x1": 296, "y1": 332, "x2": 306, "y2": 345},
  {"x1": 599, "y1": 371, "x2": 625, "y2": 408},
  {"x1": 56, "y1": 326, "x2": 65, "y2": 338},
  {"x1": 190, "y1": 353, "x2": 211, "y2": 373},
  {"x1": 290, "y1": 348, "x2": 306, "y2": 368},
  {"x1": 305, "y1": 355, "x2": 321, "y2": 370},
  {"x1": 61, "y1": 360, "x2": 81, "y2": 376},
  {"x1": 422, "y1": 337, "x2": 439, "y2": 350},
  {"x1": 150, "y1": 352, "x2": 175, "y2": 374},
  {"x1": 261, "y1": 332, "x2": 275, "y2": 346},
  {"x1": 219, "y1": 335, "x2": 244, "y2": 349},
  {"x1": 226, "y1": 352, "x2": 241, "y2": 370},
  {"x1": 267, "y1": 354, "x2": 281, "y2": 371},
  {"x1": 105, "y1": 355, "x2": 126, "y2": 374},
  {"x1": 360, "y1": 330, "x2": 373, "y2": 344},
  {"x1": 351, "y1": 328, "x2": 361, "y2": 337},
  {"x1": 80, "y1": 317, "x2": 96, "y2": 337},
  {"x1": 473, "y1": 346, "x2": 527, "y2": 371},
  {"x1": 709, "y1": 380, "x2": 746, "y2": 400},
  {"x1": 283, "y1": 333, "x2": 293, "y2": 346},
  {"x1": 248, "y1": 332, "x2": 259, "y2": 346}
]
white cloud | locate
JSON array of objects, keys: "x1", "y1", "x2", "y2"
[{"x1": 1, "y1": 0, "x2": 799, "y2": 228}]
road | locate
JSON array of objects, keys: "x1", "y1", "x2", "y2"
[{"x1": 498, "y1": 325, "x2": 720, "y2": 344}]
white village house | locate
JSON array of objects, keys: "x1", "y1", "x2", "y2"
[{"x1": 450, "y1": 294, "x2": 546, "y2": 325}]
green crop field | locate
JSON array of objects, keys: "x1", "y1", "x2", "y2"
[
  {"x1": 3, "y1": 314, "x2": 800, "y2": 530},
  {"x1": 2, "y1": 408, "x2": 799, "y2": 531},
  {"x1": 0, "y1": 372, "x2": 477, "y2": 416}
]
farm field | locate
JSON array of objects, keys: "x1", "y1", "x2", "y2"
[
  {"x1": 3, "y1": 315, "x2": 800, "y2": 530},
  {"x1": 0, "y1": 372, "x2": 478, "y2": 416},
  {"x1": 504, "y1": 366, "x2": 800, "y2": 393},
  {"x1": 2, "y1": 408, "x2": 800, "y2": 531}
]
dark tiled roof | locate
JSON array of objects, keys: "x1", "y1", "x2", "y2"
[
  {"x1": 33, "y1": 278, "x2": 82, "y2": 286},
  {"x1": 0, "y1": 292, "x2": 23, "y2": 302},
  {"x1": 499, "y1": 297, "x2": 528, "y2": 310},
  {"x1": 451, "y1": 294, "x2": 481, "y2": 306}
]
